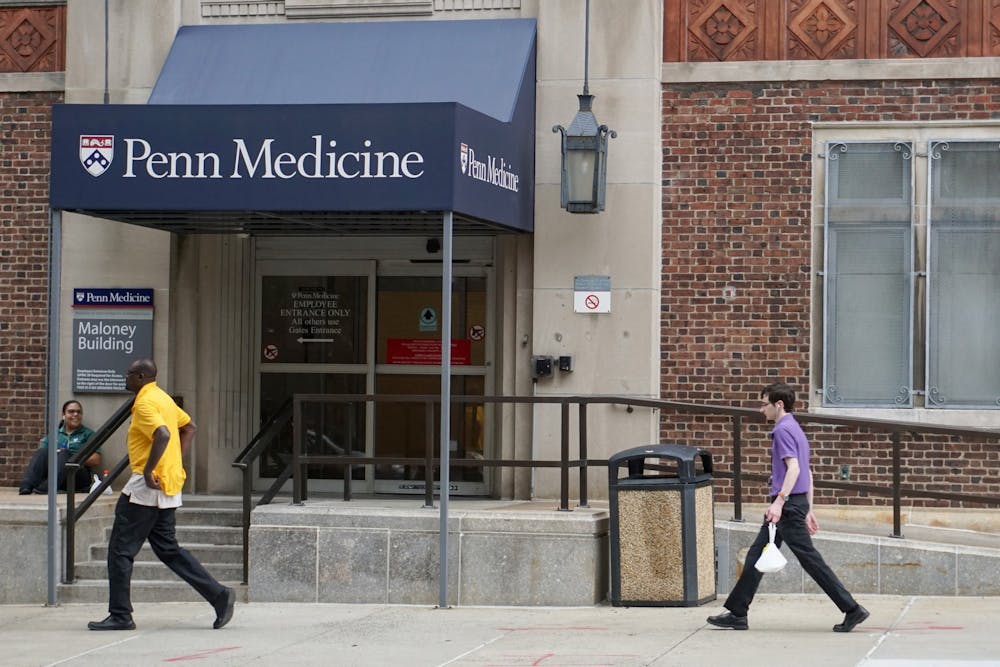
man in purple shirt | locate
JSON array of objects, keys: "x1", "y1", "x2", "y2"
[{"x1": 707, "y1": 382, "x2": 869, "y2": 633}]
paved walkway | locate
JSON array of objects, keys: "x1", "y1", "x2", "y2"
[{"x1": 4, "y1": 595, "x2": 999, "y2": 666}]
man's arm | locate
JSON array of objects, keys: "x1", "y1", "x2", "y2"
[
  {"x1": 143, "y1": 426, "x2": 171, "y2": 490},
  {"x1": 179, "y1": 421, "x2": 197, "y2": 456},
  {"x1": 765, "y1": 457, "x2": 799, "y2": 523}
]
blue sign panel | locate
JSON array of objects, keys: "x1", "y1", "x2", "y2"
[
  {"x1": 72, "y1": 288, "x2": 155, "y2": 393},
  {"x1": 51, "y1": 102, "x2": 534, "y2": 232}
]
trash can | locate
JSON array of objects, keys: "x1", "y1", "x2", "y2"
[{"x1": 608, "y1": 444, "x2": 716, "y2": 607}]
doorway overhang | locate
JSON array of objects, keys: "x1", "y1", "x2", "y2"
[{"x1": 50, "y1": 19, "x2": 537, "y2": 235}]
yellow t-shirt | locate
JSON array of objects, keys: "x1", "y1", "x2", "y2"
[{"x1": 127, "y1": 381, "x2": 190, "y2": 496}]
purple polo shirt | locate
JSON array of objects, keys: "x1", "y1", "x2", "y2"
[{"x1": 770, "y1": 413, "x2": 811, "y2": 497}]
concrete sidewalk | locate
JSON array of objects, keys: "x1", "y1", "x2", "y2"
[{"x1": 3, "y1": 595, "x2": 999, "y2": 666}]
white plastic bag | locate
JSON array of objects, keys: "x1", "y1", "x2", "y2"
[
  {"x1": 90, "y1": 473, "x2": 113, "y2": 496},
  {"x1": 754, "y1": 523, "x2": 787, "y2": 573}
]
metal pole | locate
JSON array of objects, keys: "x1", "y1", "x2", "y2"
[
  {"x1": 103, "y1": 0, "x2": 109, "y2": 104},
  {"x1": 438, "y1": 211, "x2": 453, "y2": 608},
  {"x1": 583, "y1": 0, "x2": 590, "y2": 96},
  {"x1": 45, "y1": 209, "x2": 62, "y2": 606}
]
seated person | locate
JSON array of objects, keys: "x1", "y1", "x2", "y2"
[{"x1": 19, "y1": 400, "x2": 100, "y2": 495}]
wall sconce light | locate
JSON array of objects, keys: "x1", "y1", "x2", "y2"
[{"x1": 552, "y1": 0, "x2": 616, "y2": 214}]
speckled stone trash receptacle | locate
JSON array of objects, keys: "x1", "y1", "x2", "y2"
[{"x1": 608, "y1": 444, "x2": 716, "y2": 607}]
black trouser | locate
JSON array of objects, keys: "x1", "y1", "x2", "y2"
[
  {"x1": 107, "y1": 494, "x2": 226, "y2": 618},
  {"x1": 723, "y1": 494, "x2": 857, "y2": 616},
  {"x1": 19, "y1": 448, "x2": 91, "y2": 493}
]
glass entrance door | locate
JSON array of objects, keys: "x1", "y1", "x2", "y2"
[
  {"x1": 255, "y1": 256, "x2": 493, "y2": 496},
  {"x1": 373, "y1": 268, "x2": 491, "y2": 495},
  {"x1": 256, "y1": 262, "x2": 373, "y2": 492}
]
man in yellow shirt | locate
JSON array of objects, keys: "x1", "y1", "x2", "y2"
[{"x1": 88, "y1": 358, "x2": 235, "y2": 631}]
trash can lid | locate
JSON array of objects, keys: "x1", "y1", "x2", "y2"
[{"x1": 608, "y1": 443, "x2": 712, "y2": 479}]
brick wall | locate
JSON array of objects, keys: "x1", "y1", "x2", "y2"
[
  {"x1": 659, "y1": 78, "x2": 1000, "y2": 506},
  {"x1": 0, "y1": 91, "x2": 61, "y2": 486}
]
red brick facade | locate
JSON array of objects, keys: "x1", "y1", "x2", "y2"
[
  {"x1": 659, "y1": 78, "x2": 1000, "y2": 506},
  {"x1": 0, "y1": 91, "x2": 60, "y2": 485}
]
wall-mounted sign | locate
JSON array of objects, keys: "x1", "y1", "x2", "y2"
[
  {"x1": 386, "y1": 338, "x2": 471, "y2": 365},
  {"x1": 260, "y1": 276, "x2": 366, "y2": 365},
  {"x1": 72, "y1": 288, "x2": 154, "y2": 393},
  {"x1": 573, "y1": 275, "x2": 611, "y2": 314}
]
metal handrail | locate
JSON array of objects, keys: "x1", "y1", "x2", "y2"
[
  {"x1": 230, "y1": 397, "x2": 294, "y2": 584},
  {"x1": 63, "y1": 398, "x2": 134, "y2": 583}
]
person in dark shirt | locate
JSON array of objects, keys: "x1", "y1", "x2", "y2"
[{"x1": 19, "y1": 400, "x2": 100, "y2": 495}]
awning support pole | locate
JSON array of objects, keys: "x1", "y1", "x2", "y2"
[
  {"x1": 438, "y1": 211, "x2": 453, "y2": 609},
  {"x1": 46, "y1": 209, "x2": 62, "y2": 606}
]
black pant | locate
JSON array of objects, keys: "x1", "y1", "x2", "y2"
[
  {"x1": 724, "y1": 494, "x2": 857, "y2": 616},
  {"x1": 19, "y1": 448, "x2": 91, "y2": 493},
  {"x1": 107, "y1": 494, "x2": 226, "y2": 617}
]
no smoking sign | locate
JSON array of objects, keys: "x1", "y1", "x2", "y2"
[{"x1": 573, "y1": 275, "x2": 611, "y2": 313}]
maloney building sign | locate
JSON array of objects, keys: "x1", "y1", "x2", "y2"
[{"x1": 51, "y1": 103, "x2": 534, "y2": 232}]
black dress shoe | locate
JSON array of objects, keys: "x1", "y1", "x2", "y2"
[
  {"x1": 88, "y1": 614, "x2": 136, "y2": 631},
  {"x1": 213, "y1": 587, "x2": 236, "y2": 629},
  {"x1": 18, "y1": 488, "x2": 32, "y2": 495},
  {"x1": 706, "y1": 611, "x2": 748, "y2": 630},
  {"x1": 833, "y1": 605, "x2": 869, "y2": 633}
]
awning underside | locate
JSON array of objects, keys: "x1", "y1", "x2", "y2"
[{"x1": 65, "y1": 210, "x2": 512, "y2": 236}]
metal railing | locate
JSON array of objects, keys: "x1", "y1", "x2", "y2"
[{"x1": 57, "y1": 393, "x2": 1000, "y2": 587}]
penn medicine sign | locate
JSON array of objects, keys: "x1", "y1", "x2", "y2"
[
  {"x1": 116, "y1": 135, "x2": 425, "y2": 180},
  {"x1": 460, "y1": 142, "x2": 519, "y2": 193}
]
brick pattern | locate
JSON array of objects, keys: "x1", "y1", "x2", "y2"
[
  {"x1": 664, "y1": 0, "x2": 1000, "y2": 61},
  {"x1": 0, "y1": 91, "x2": 60, "y2": 486},
  {"x1": 659, "y1": 79, "x2": 1000, "y2": 506}
]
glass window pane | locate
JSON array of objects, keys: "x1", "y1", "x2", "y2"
[
  {"x1": 824, "y1": 227, "x2": 911, "y2": 405},
  {"x1": 824, "y1": 142, "x2": 913, "y2": 406},
  {"x1": 927, "y1": 141, "x2": 1000, "y2": 407},
  {"x1": 260, "y1": 275, "x2": 367, "y2": 364}
]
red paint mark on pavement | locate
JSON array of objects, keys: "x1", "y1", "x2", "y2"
[
  {"x1": 497, "y1": 626, "x2": 607, "y2": 632},
  {"x1": 867, "y1": 625, "x2": 964, "y2": 632},
  {"x1": 163, "y1": 646, "x2": 241, "y2": 662}
]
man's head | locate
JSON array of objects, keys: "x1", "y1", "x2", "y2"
[
  {"x1": 760, "y1": 382, "x2": 795, "y2": 422},
  {"x1": 125, "y1": 358, "x2": 157, "y2": 394}
]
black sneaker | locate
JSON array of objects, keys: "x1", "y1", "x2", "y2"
[
  {"x1": 707, "y1": 611, "x2": 748, "y2": 630},
  {"x1": 833, "y1": 605, "x2": 869, "y2": 633}
]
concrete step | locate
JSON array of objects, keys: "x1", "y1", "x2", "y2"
[
  {"x1": 58, "y1": 580, "x2": 248, "y2": 604},
  {"x1": 172, "y1": 507, "x2": 243, "y2": 528},
  {"x1": 73, "y1": 560, "x2": 243, "y2": 582},
  {"x1": 96, "y1": 524, "x2": 244, "y2": 546},
  {"x1": 90, "y1": 543, "x2": 241, "y2": 564}
]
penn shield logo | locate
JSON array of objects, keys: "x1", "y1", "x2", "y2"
[
  {"x1": 80, "y1": 135, "x2": 114, "y2": 177},
  {"x1": 460, "y1": 143, "x2": 469, "y2": 175}
]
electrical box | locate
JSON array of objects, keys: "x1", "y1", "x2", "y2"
[
  {"x1": 558, "y1": 355, "x2": 573, "y2": 372},
  {"x1": 531, "y1": 355, "x2": 554, "y2": 379}
]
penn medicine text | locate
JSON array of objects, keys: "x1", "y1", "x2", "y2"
[{"x1": 122, "y1": 135, "x2": 424, "y2": 180}]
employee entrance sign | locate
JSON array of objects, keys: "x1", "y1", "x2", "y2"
[
  {"x1": 72, "y1": 288, "x2": 154, "y2": 393},
  {"x1": 573, "y1": 275, "x2": 611, "y2": 313}
]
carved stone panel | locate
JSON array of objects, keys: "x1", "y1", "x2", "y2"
[
  {"x1": 0, "y1": 5, "x2": 64, "y2": 73},
  {"x1": 788, "y1": 0, "x2": 859, "y2": 59},
  {"x1": 887, "y1": 0, "x2": 961, "y2": 57},
  {"x1": 665, "y1": 0, "x2": 1000, "y2": 61},
  {"x1": 687, "y1": 0, "x2": 759, "y2": 61}
]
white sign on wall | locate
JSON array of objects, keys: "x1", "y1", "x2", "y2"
[{"x1": 573, "y1": 275, "x2": 611, "y2": 314}]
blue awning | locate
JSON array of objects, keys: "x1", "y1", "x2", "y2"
[{"x1": 50, "y1": 19, "x2": 536, "y2": 234}]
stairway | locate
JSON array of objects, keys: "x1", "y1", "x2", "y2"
[{"x1": 58, "y1": 496, "x2": 248, "y2": 603}]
